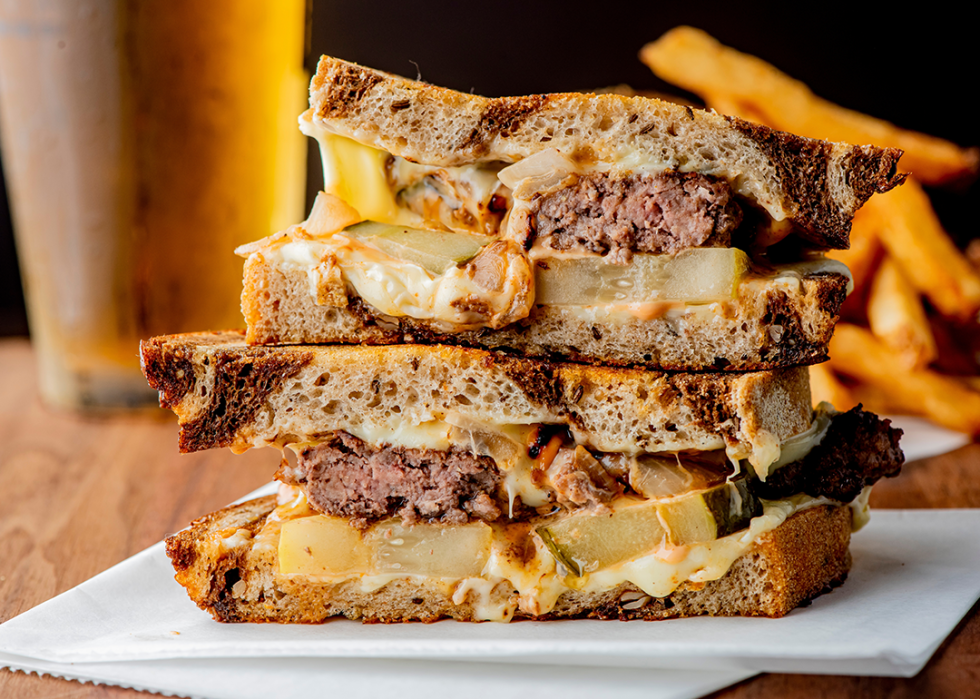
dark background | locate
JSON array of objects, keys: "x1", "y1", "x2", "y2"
[{"x1": 2, "y1": 1, "x2": 976, "y2": 337}]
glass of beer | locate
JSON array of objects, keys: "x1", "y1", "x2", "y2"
[{"x1": 0, "y1": 0, "x2": 307, "y2": 409}]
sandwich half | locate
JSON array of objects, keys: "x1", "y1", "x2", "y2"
[
  {"x1": 143, "y1": 332, "x2": 903, "y2": 622},
  {"x1": 235, "y1": 56, "x2": 905, "y2": 371}
]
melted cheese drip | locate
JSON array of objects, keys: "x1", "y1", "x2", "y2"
[
  {"x1": 271, "y1": 233, "x2": 527, "y2": 329},
  {"x1": 263, "y1": 486, "x2": 856, "y2": 622},
  {"x1": 300, "y1": 111, "x2": 415, "y2": 226},
  {"x1": 286, "y1": 127, "x2": 852, "y2": 332},
  {"x1": 389, "y1": 156, "x2": 506, "y2": 233},
  {"x1": 452, "y1": 578, "x2": 512, "y2": 622},
  {"x1": 345, "y1": 420, "x2": 454, "y2": 451},
  {"x1": 303, "y1": 111, "x2": 503, "y2": 232},
  {"x1": 278, "y1": 408, "x2": 835, "y2": 530}
]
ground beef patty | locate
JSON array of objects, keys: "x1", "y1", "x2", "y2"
[
  {"x1": 750, "y1": 406, "x2": 905, "y2": 502},
  {"x1": 279, "y1": 431, "x2": 502, "y2": 528},
  {"x1": 531, "y1": 171, "x2": 742, "y2": 263}
]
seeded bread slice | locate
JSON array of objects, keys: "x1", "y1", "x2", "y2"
[
  {"x1": 140, "y1": 331, "x2": 812, "y2": 462},
  {"x1": 310, "y1": 55, "x2": 904, "y2": 248},
  {"x1": 241, "y1": 250, "x2": 849, "y2": 371},
  {"x1": 165, "y1": 495, "x2": 851, "y2": 623}
]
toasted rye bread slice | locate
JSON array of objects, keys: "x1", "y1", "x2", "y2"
[
  {"x1": 140, "y1": 331, "x2": 812, "y2": 463},
  {"x1": 241, "y1": 250, "x2": 849, "y2": 371},
  {"x1": 165, "y1": 495, "x2": 851, "y2": 623},
  {"x1": 310, "y1": 56, "x2": 905, "y2": 248}
]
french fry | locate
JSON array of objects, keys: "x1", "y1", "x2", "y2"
[
  {"x1": 864, "y1": 179, "x2": 980, "y2": 320},
  {"x1": 828, "y1": 324, "x2": 980, "y2": 435},
  {"x1": 848, "y1": 382, "x2": 904, "y2": 417},
  {"x1": 866, "y1": 256, "x2": 937, "y2": 369},
  {"x1": 703, "y1": 93, "x2": 768, "y2": 125},
  {"x1": 808, "y1": 363, "x2": 856, "y2": 411},
  {"x1": 641, "y1": 27, "x2": 979, "y2": 185},
  {"x1": 826, "y1": 207, "x2": 881, "y2": 293}
]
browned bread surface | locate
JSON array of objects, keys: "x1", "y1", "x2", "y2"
[
  {"x1": 165, "y1": 496, "x2": 851, "y2": 623},
  {"x1": 140, "y1": 331, "x2": 812, "y2": 460},
  {"x1": 310, "y1": 55, "x2": 905, "y2": 248},
  {"x1": 241, "y1": 251, "x2": 849, "y2": 371}
]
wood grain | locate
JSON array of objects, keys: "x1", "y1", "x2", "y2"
[
  {"x1": 1, "y1": 337, "x2": 978, "y2": 698},
  {"x1": 0, "y1": 339, "x2": 274, "y2": 697}
]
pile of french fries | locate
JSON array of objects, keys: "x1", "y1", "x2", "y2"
[{"x1": 642, "y1": 27, "x2": 980, "y2": 436}]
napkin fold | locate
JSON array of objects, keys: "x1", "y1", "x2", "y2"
[{"x1": 0, "y1": 653, "x2": 756, "y2": 699}]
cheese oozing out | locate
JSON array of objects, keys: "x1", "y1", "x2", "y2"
[
  {"x1": 262, "y1": 484, "x2": 865, "y2": 622},
  {"x1": 259, "y1": 409, "x2": 854, "y2": 621},
  {"x1": 271, "y1": 232, "x2": 532, "y2": 329},
  {"x1": 254, "y1": 116, "x2": 852, "y2": 331}
]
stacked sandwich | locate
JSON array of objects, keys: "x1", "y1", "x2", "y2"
[{"x1": 142, "y1": 57, "x2": 906, "y2": 623}]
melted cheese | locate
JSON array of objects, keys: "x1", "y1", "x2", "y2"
[
  {"x1": 271, "y1": 232, "x2": 531, "y2": 329},
  {"x1": 261, "y1": 407, "x2": 849, "y2": 621},
  {"x1": 388, "y1": 157, "x2": 506, "y2": 235},
  {"x1": 268, "y1": 227, "x2": 850, "y2": 332},
  {"x1": 451, "y1": 578, "x2": 512, "y2": 622},
  {"x1": 303, "y1": 111, "x2": 504, "y2": 234},
  {"x1": 280, "y1": 405, "x2": 835, "y2": 528},
  {"x1": 300, "y1": 112, "x2": 416, "y2": 226},
  {"x1": 264, "y1": 486, "x2": 856, "y2": 622},
  {"x1": 758, "y1": 404, "x2": 835, "y2": 481},
  {"x1": 285, "y1": 129, "x2": 852, "y2": 331},
  {"x1": 345, "y1": 420, "x2": 454, "y2": 452}
]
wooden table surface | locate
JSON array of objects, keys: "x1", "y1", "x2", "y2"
[{"x1": 1, "y1": 337, "x2": 978, "y2": 698}]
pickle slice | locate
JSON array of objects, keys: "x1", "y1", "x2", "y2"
[
  {"x1": 658, "y1": 477, "x2": 760, "y2": 545},
  {"x1": 538, "y1": 476, "x2": 761, "y2": 576},
  {"x1": 345, "y1": 221, "x2": 491, "y2": 275},
  {"x1": 535, "y1": 248, "x2": 750, "y2": 305},
  {"x1": 366, "y1": 520, "x2": 492, "y2": 578},
  {"x1": 539, "y1": 504, "x2": 667, "y2": 577},
  {"x1": 280, "y1": 515, "x2": 492, "y2": 578},
  {"x1": 704, "y1": 477, "x2": 761, "y2": 537}
]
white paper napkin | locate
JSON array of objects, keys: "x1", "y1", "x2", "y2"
[
  {"x1": 886, "y1": 415, "x2": 971, "y2": 462},
  {"x1": 0, "y1": 653, "x2": 756, "y2": 699}
]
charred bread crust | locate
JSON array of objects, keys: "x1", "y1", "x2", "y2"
[
  {"x1": 140, "y1": 331, "x2": 813, "y2": 458},
  {"x1": 241, "y1": 250, "x2": 850, "y2": 372},
  {"x1": 165, "y1": 494, "x2": 278, "y2": 612},
  {"x1": 729, "y1": 118, "x2": 905, "y2": 248},
  {"x1": 309, "y1": 56, "x2": 904, "y2": 246},
  {"x1": 140, "y1": 342, "x2": 196, "y2": 411},
  {"x1": 142, "y1": 332, "x2": 314, "y2": 453},
  {"x1": 164, "y1": 498, "x2": 851, "y2": 623}
]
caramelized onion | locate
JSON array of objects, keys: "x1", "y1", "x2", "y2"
[{"x1": 497, "y1": 148, "x2": 577, "y2": 193}]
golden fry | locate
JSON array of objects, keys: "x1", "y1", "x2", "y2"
[
  {"x1": 828, "y1": 324, "x2": 980, "y2": 435},
  {"x1": 864, "y1": 179, "x2": 980, "y2": 319},
  {"x1": 848, "y1": 383, "x2": 903, "y2": 417},
  {"x1": 866, "y1": 256, "x2": 937, "y2": 369},
  {"x1": 641, "y1": 27, "x2": 979, "y2": 185},
  {"x1": 826, "y1": 208, "x2": 881, "y2": 293},
  {"x1": 808, "y1": 364, "x2": 856, "y2": 411},
  {"x1": 703, "y1": 93, "x2": 768, "y2": 124}
]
